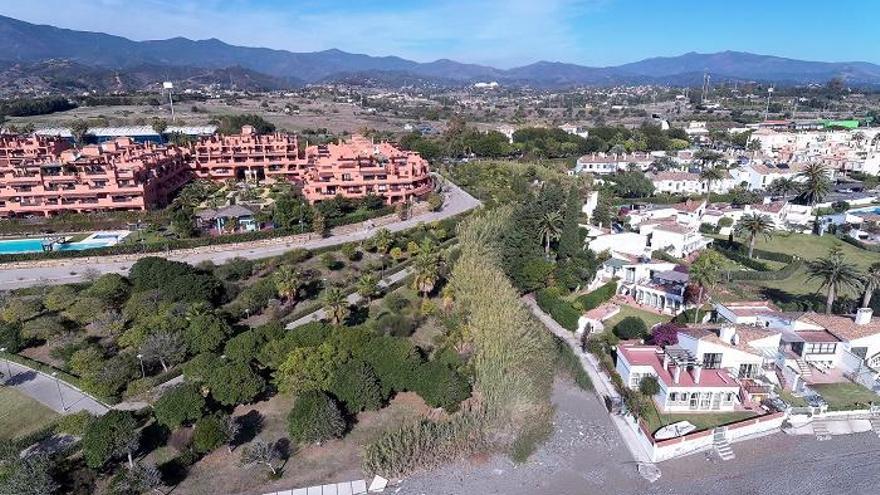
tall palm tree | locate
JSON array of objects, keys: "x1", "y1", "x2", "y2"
[
  {"x1": 734, "y1": 213, "x2": 774, "y2": 259},
  {"x1": 699, "y1": 165, "x2": 725, "y2": 203},
  {"x1": 861, "y1": 262, "x2": 880, "y2": 309},
  {"x1": 273, "y1": 265, "x2": 301, "y2": 303},
  {"x1": 411, "y1": 239, "x2": 442, "y2": 299},
  {"x1": 796, "y1": 163, "x2": 832, "y2": 235},
  {"x1": 769, "y1": 177, "x2": 798, "y2": 201},
  {"x1": 806, "y1": 245, "x2": 864, "y2": 314},
  {"x1": 538, "y1": 211, "x2": 563, "y2": 257},
  {"x1": 371, "y1": 228, "x2": 394, "y2": 254},
  {"x1": 323, "y1": 287, "x2": 350, "y2": 325},
  {"x1": 688, "y1": 250, "x2": 724, "y2": 323},
  {"x1": 356, "y1": 273, "x2": 381, "y2": 302}
]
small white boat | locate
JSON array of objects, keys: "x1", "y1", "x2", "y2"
[{"x1": 653, "y1": 421, "x2": 696, "y2": 440}]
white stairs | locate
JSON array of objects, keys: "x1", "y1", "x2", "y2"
[
  {"x1": 713, "y1": 427, "x2": 736, "y2": 461},
  {"x1": 795, "y1": 359, "x2": 813, "y2": 378},
  {"x1": 813, "y1": 419, "x2": 832, "y2": 441}
]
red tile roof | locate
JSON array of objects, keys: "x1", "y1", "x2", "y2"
[{"x1": 617, "y1": 344, "x2": 740, "y2": 389}]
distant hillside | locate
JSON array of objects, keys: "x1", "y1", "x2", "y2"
[{"x1": 1, "y1": 15, "x2": 879, "y2": 88}]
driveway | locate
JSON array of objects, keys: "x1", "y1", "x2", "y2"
[
  {"x1": 0, "y1": 179, "x2": 480, "y2": 291},
  {"x1": 1, "y1": 358, "x2": 109, "y2": 416}
]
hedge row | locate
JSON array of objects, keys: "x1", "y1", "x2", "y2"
[
  {"x1": 840, "y1": 235, "x2": 880, "y2": 253},
  {"x1": 712, "y1": 245, "x2": 770, "y2": 271},
  {"x1": 575, "y1": 280, "x2": 618, "y2": 311},
  {"x1": 722, "y1": 260, "x2": 803, "y2": 281},
  {"x1": 0, "y1": 351, "x2": 117, "y2": 405},
  {"x1": 717, "y1": 240, "x2": 796, "y2": 263},
  {"x1": 536, "y1": 288, "x2": 580, "y2": 331}
]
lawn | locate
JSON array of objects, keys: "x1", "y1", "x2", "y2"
[
  {"x1": 777, "y1": 387, "x2": 808, "y2": 408},
  {"x1": 811, "y1": 382, "x2": 878, "y2": 411},
  {"x1": 0, "y1": 387, "x2": 59, "y2": 440},
  {"x1": 642, "y1": 402, "x2": 757, "y2": 436},
  {"x1": 604, "y1": 304, "x2": 671, "y2": 331}
]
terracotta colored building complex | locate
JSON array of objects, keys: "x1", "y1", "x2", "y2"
[
  {"x1": 0, "y1": 135, "x2": 190, "y2": 217},
  {"x1": 0, "y1": 126, "x2": 432, "y2": 217}
]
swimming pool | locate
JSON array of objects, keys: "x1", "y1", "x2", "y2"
[
  {"x1": 0, "y1": 231, "x2": 130, "y2": 254},
  {"x1": 852, "y1": 206, "x2": 880, "y2": 216}
]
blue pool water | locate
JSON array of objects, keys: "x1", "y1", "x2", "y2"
[
  {"x1": 0, "y1": 237, "x2": 116, "y2": 254},
  {"x1": 852, "y1": 206, "x2": 880, "y2": 216}
]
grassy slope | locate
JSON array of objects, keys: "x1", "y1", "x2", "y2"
[{"x1": 0, "y1": 388, "x2": 58, "y2": 440}]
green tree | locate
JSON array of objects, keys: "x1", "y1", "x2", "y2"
[
  {"x1": 734, "y1": 213, "x2": 774, "y2": 259},
  {"x1": 151, "y1": 118, "x2": 168, "y2": 136},
  {"x1": 861, "y1": 262, "x2": 880, "y2": 308},
  {"x1": 193, "y1": 413, "x2": 233, "y2": 454},
  {"x1": 185, "y1": 308, "x2": 231, "y2": 354},
  {"x1": 356, "y1": 273, "x2": 381, "y2": 302},
  {"x1": 0, "y1": 453, "x2": 57, "y2": 495},
  {"x1": 273, "y1": 265, "x2": 301, "y2": 303},
  {"x1": 806, "y1": 245, "x2": 864, "y2": 314},
  {"x1": 700, "y1": 165, "x2": 726, "y2": 203},
  {"x1": 208, "y1": 362, "x2": 265, "y2": 406},
  {"x1": 153, "y1": 384, "x2": 205, "y2": 429},
  {"x1": 639, "y1": 376, "x2": 660, "y2": 396},
  {"x1": 613, "y1": 316, "x2": 648, "y2": 340},
  {"x1": 287, "y1": 391, "x2": 346, "y2": 444},
  {"x1": 322, "y1": 287, "x2": 350, "y2": 325},
  {"x1": 140, "y1": 331, "x2": 186, "y2": 372},
  {"x1": 239, "y1": 438, "x2": 281, "y2": 476},
  {"x1": 688, "y1": 250, "x2": 724, "y2": 323},
  {"x1": 537, "y1": 211, "x2": 563, "y2": 257},
  {"x1": 411, "y1": 240, "x2": 442, "y2": 299},
  {"x1": 769, "y1": 177, "x2": 798, "y2": 200},
  {"x1": 557, "y1": 185, "x2": 582, "y2": 259},
  {"x1": 796, "y1": 163, "x2": 832, "y2": 234},
  {"x1": 371, "y1": 228, "x2": 394, "y2": 254},
  {"x1": 82, "y1": 410, "x2": 140, "y2": 469},
  {"x1": 70, "y1": 119, "x2": 90, "y2": 146},
  {"x1": 328, "y1": 360, "x2": 384, "y2": 412}
]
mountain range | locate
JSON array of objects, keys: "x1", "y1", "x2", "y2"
[{"x1": 2, "y1": 14, "x2": 880, "y2": 91}]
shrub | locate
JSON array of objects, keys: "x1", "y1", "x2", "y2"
[
  {"x1": 185, "y1": 312, "x2": 231, "y2": 354},
  {"x1": 0, "y1": 322, "x2": 22, "y2": 353},
  {"x1": 321, "y1": 253, "x2": 343, "y2": 270},
  {"x1": 43, "y1": 285, "x2": 78, "y2": 311},
  {"x1": 340, "y1": 243, "x2": 361, "y2": 261},
  {"x1": 82, "y1": 411, "x2": 139, "y2": 469},
  {"x1": 638, "y1": 376, "x2": 660, "y2": 396},
  {"x1": 208, "y1": 362, "x2": 265, "y2": 406},
  {"x1": 192, "y1": 413, "x2": 231, "y2": 454},
  {"x1": 214, "y1": 257, "x2": 254, "y2": 281},
  {"x1": 224, "y1": 330, "x2": 263, "y2": 363},
  {"x1": 56, "y1": 411, "x2": 94, "y2": 436},
  {"x1": 129, "y1": 257, "x2": 223, "y2": 304},
  {"x1": 153, "y1": 384, "x2": 205, "y2": 429},
  {"x1": 411, "y1": 361, "x2": 471, "y2": 412},
  {"x1": 650, "y1": 323, "x2": 680, "y2": 346},
  {"x1": 535, "y1": 288, "x2": 579, "y2": 331},
  {"x1": 574, "y1": 281, "x2": 617, "y2": 311},
  {"x1": 328, "y1": 359, "x2": 385, "y2": 413},
  {"x1": 84, "y1": 273, "x2": 131, "y2": 306},
  {"x1": 613, "y1": 316, "x2": 647, "y2": 340},
  {"x1": 287, "y1": 391, "x2": 346, "y2": 444},
  {"x1": 552, "y1": 335, "x2": 592, "y2": 391}
]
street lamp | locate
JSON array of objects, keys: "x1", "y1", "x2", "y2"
[
  {"x1": 51, "y1": 372, "x2": 68, "y2": 411},
  {"x1": 0, "y1": 347, "x2": 12, "y2": 382},
  {"x1": 136, "y1": 353, "x2": 145, "y2": 378}
]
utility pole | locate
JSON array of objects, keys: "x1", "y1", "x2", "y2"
[
  {"x1": 765, "y1": 87, "x2": 774, "y2": 121},
  {"x1": 163, "y1": 81, "x2": 175, "y2": 121}
]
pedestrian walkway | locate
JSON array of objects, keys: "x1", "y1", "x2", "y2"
[
  {"x1": 1, "y1": 358, "x2": 109, "y2": 415},
  {"x1": 286, "y1": 267, "x2": 412, "y2": 330},
  {"x1": 522, "y1": 295, "x2": 657, "y2": 469}
]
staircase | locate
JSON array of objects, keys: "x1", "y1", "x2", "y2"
[
  {"x1": 813, "y1": 419, "x2": 832, "y2": 441},
  {"x1": 795, "y1": 359, "x2": 813, "y2": 378},
  {"x1": 713, "y1": 428, "x2": 736, "y2": 461}
]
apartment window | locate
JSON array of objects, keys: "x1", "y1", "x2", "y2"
[
  {"x1": 805, "y1": 343, "x2": 837, "y2": 355},
  {"x1": 738, "y1": 364, "x2": 759, "y2": 378},
  {"x1": 628, "y1": 372, "x2": 650, "y2": 389},
  {"x1": 702, "y1": 353, "x2": 723, "y2": 369}
]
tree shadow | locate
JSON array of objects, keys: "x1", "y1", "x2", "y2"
[
  {"x1": 760, "y1": 288, "x2": 825, "y2": 312},
  {"x1": 235, "y1": 410, "x2": 264, "y2": 446},
  {"x1": 5, "y1": 370, "x2": 37, "y2": 386},
  {"x1": 344, "y1": 304, "x2": 370, "y2": 326}
]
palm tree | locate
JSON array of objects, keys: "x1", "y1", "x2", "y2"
[
  {"x1": 371, "y1": 228, "x2": 394, "y2": 254},
  {"x1": 273, "y1": 265, "x2": 301, "y2": 303},
  {"x1": 688, "y1": 251, "x2": 724, "y2": 323},
  {"x1": 699, "y1": 165, "x2": 725, "y2": 203},
  {"x1": 538, "y1": 211, "x2": 563, "y2": 257},
  {"x1": 323, "y1": 287, "x2": 350, "y2": 325},
  {"x1": 796, "y1": 163, "x2": 832, "y2": 234},
  {"x1": 769, "y1": 177, "x2": 798, "y2": 201},
  {"x1": 806, "y1": 245, "x2": 864, "y2": 314},
  {"x1": 734, "y1": 213, "x2": 774, "y2": 259},
  {"x1": 861, "y1": 262, "x2": 880, "y2": 309},
  {"x1": 356, "y1": 273, "x2": 381, "y2": 302}
]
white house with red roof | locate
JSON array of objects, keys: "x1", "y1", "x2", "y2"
[
  {"x1": 639, "y1": 220, "x2": 712, "y2": 258},
  {"x1": 675, "y1": 325, "x2": 782, "y2": 380},
  {"x1": 616, "y1": 343, "x2": 742, "y2": 412}
]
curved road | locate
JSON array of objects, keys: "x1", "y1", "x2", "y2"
[
  {"x1": 0, "y1": 180, "x2": 480, "y2": 291},
  {"x1": 1, "y1": 358, "x2": 109, "y2": 415}
]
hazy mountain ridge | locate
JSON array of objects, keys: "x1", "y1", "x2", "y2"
[{"x1": 1, "y1": 14, "x2": 879, "y2": 88}]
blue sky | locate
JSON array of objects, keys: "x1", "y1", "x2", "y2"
[{"x1": 1, "y1": 0, "x2": 877, "y2": 68}]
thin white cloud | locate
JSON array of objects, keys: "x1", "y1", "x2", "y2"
[{"x1": 0, "y1": 0, "x2": 609, "y2": 67}]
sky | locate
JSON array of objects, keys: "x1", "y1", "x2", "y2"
[{"x1": 1, "y1": 0, "x2": 878, "y2": 68}]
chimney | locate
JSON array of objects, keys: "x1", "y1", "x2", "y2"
[
  {"x1": 662, "y1": 352, "x2": 670, "y2": 370},
  {"x1": 719, "y1": 325, "x2": 736, "y2": 344},
  {"x1": 693, "y1": 365, "x2": 702, "y2": 384},
  {"x1": 673, "y1": 365, "x2": 681, "y2": 384},
  {"x1": 856, "y1": 308, "x2": 874, "y2": 326}
]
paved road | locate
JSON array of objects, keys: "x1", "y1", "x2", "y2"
[
  {"x1": 1, "y1": 358, "x2": 109, "y2": 416},
  {"x1": 0, "y1": 179, "x2": 480, "y2": 291},
  {"x1": 286, "y1": 267, "x2": 412, "y2": 329}
]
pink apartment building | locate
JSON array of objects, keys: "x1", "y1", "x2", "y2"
[
  {"x1": 0, "y1": 127, "x2": 432, "y2": 216},
  {"x1": 0, "y1": 136, "x2": 190, "y2": 217},
  {"x1": 299, "y1": 135, "x2": 432, "y2": 205}
]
